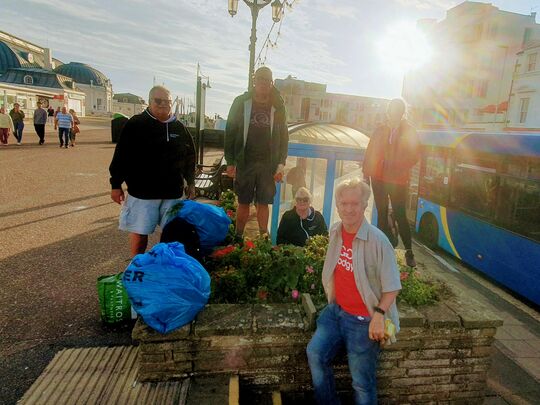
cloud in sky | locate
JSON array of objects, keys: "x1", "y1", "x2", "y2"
[
  {"x1": 393, "y1": 0, "x2": 459, "y2": 10},
  {"x1": 312, "y1": 2, "x2": 361, "y2": 19},
  {"x1": 1, "y1": 0, "x2": 536, "y2": 115}
]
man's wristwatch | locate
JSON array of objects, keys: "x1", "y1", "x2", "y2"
[{"x1": 374, "y1": 306, "x2": 386, "y2": 316}]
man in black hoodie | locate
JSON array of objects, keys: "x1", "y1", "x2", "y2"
[
  {"x1": 225, "y1": 67, "x2": 288, "y2": 236},
  {"x1": 109, "y1": 86, "x2": 196, "y2": 256}
]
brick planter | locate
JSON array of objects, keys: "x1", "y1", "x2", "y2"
[{"x1": 132, "y1": 295, "x2": 502, "y2": 403}]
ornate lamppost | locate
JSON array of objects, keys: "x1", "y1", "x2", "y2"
[{"x1": 228, "y1": 0, "x2": 283, "y2": 89}]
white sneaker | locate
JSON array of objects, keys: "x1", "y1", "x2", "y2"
[{"x1": 17, "y1": 142, "x2": 21, "y2": 145}]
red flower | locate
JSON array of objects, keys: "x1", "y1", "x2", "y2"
[
  {"x1": 257, "y1": 290, "x2": 268, "y2": 300},
  {"x1": 211, "y1": 245, "x2": 236, "y2": 259},
  {"x1": 226, "y1": 209, "x2": 235, "y2": 219},
  {"x1": 243, "y1": 240, "x2": 255, "y2": 251},
  {"x1": 400, "y1": 272, "x2": 409, "y2": 281}
]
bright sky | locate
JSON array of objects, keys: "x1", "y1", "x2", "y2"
[{"x1": 1, "y1": 0, "x2": 538, "y2": 117}]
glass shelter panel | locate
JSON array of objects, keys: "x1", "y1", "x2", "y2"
[
  {"x1": 273, "y1": 156, "x2": 328, "y2": 224},
  {"x1": 270, "y1": 124, "x2": 371, "y2": 243}
]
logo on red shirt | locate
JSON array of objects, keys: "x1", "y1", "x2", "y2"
[{"x1": 334, "y1": 228, "x2": 369, "y2": 316}]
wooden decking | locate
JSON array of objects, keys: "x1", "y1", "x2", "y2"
[
  {"x1": 19, "y1": 347, "x2": 188, "y2": 405},
  {"x1": 19, "y1": 345, "x2": 284, "y2": 404}
]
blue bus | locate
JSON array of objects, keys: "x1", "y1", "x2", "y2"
[{"x1": 409, "y1": 131, "x2": 540, "y2": 306}]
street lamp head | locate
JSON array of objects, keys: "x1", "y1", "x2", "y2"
[
  {"x1": 271, "y1": 0, "x2": 283, "y2": 22},
  {"x1": 228, "y1": 0, "x2": 239, "y2": 16}
]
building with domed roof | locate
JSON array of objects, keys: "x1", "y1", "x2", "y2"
[
  {"x1": 0, "y1": 31, "x2": 85, "y2": 115},
  {"x1": 0, "y1": 30, "x2": 119, "y2": 117},
  {"x1": 55, "y1": 62, "x2": 113, "y2": 115},
  {"x1": 112, "y1": 93, "x2": 147, "y2": 116}
]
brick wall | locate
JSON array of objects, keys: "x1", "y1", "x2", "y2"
[{"x1": 133, "y1": 296, "x2": 502, "y2": 403}]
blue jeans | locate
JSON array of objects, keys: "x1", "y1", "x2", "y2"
[
  {"x1": 14, "y1": 121, "x2": 24, "y2": 142},
  {"x1": 58, "y1": 127, "x2": 70, "y2": 146},
  {"x1": 307, "y1": 303, "x2": 380, "y2": 405}
]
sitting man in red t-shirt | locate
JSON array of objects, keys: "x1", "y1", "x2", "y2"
[{"x1": 307, "y1": 177, "x2": 402, "y2": 405}]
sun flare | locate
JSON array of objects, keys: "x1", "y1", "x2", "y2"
[{"x1": 376, "y1": 22, "x2": 433, "y2": 76}]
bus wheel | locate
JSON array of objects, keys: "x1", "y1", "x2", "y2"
[{"x1": 419, "y1": 214, "x2": 438, "y2": 248}]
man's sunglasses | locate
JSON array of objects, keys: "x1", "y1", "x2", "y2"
[
  {"x1": 295, "y1": 197, "x2": 309, "y2": 203},
  {"x1": 254, "y1": 77, "x2": 272, "y2": 84},
  {"x1": 153, "y1": 98, "x2": 172, "y2": 106}
]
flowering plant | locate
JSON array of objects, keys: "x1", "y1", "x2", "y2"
[
  {"x1": 218, "y1": 189, "x2": 242, "y2": 244},
  {"x1": 206, "y1": 232, "x2": 444, "y2": 308},
  {"x1": 207, "y1": 236, "x2": 327, "y2": 304},
  {"x1": 397, "y1": 255, "x2": 446, "y2": 306},
  {"x1": 219, "y1": 189, "x2": 237, "y2": 215}
]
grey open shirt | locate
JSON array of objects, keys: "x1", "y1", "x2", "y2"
[{"x1": 322, "y1": 217, "x2": 402, "y2": 334}]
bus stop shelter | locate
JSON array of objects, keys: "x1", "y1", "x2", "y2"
[{"x1": 270, "y1": 123, "x2": 372, "y2": 243}]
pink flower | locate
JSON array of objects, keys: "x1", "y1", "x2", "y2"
[
  {"x1": 291, "y1": 290, "x2": 299, "y2": 300},
  {"x1": 400, "y1": 272, "x2": 409, "y2": 281},
  {"x1": 310, "y1": 284, "x2": 315, "y2": 290},
  {"x1": 306, "y1": 265, "x2": 314, "y2": 274}
]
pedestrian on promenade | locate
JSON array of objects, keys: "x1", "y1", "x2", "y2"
[
  {"x1": 225, "y1": 66, "x2": 288, "y2": 237},
  {"x1": 68, "y1": 109, "x2": 80, "y2": 147},
  {"x1": 33, "y1": 101, "x2": 48, "y2": 145},
  {"x1": 362, "y1": 98, "x2": 420, "y2": 267},
  {"x1": 307, "y1": 177, "x2": 401, "y2": 405},
  {"x1": 277, "y1": 187, "x2": 327, "y2": 246},
  {"x1": 47, "y1": 106, "x2": 55, "y2": 124},
  {"x1": 9, "y1": 103, "x2": 25, "y2": 145},
  {"x1": 109, "y1": 85, "x2": 196, "y2": 257},
  {"x1": 54, "y1": 106, "x2": 73, "y2": 148},
  {"x1": 0, "y1": 106, "x2": 14, "y2": 145},
  {"x1": 286, "y1": 157, "x2": 307, "y2": 199}
]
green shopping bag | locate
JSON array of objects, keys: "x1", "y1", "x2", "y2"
[{"x1": 97, "y1": 273, "x2": 132, "y2": 324}]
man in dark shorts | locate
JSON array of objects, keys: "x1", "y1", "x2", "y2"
[{"x1": 225, "y1": 67, "x2": 288, "y2": 236}]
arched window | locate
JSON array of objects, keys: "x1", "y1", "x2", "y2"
[{"x1": 23, "y1": 75, "x2": 33, "y2": 85}]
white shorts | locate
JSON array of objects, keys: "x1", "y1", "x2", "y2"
[{"x1": 119, "y1": 194, "x2": 181, "y2": 235}]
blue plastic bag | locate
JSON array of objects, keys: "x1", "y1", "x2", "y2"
[
  {"x1": 165, "y1": 200, "x2": 231, "y2": 254},
  {"x1": 123, "y1": 242, "x2": 210, "y2": 334}
]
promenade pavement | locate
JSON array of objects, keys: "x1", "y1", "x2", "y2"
[
  {"x1": 0, "y1": 118, "x2": 140, "y2": 405},
  {"x1": 412, "y1": 241, "x2": 540, "y2": 404}
]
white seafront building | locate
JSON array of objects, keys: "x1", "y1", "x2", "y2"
[
  {"x1": 506, "y1": 41, "x2": 540, "y2": 130},
  {"x1": 403, "y1": 1, "x2": 540, "y2": 131},
  {"x1": 274, "y1": 75, "x2": 389, "y2": 134},
  {"x1": 0, "y1": 30, "x2": 143, "y2": 119}
]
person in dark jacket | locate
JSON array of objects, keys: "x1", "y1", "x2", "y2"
[
  {"x1": 362, "y1": 98, "x2": 420, "y2": 267},
  {"x1": 33, "y1": 101, "x2": 47, "y2": 145},
  {"x1": 225, "y1": 66, "x2": 288, "y2": 237},
  {"x1": 9, "y1": 103, "x2": 25, "y2": 145},
  {"x1": 109, "y1": 85, "x2": 196, "y2": 256},
  {"x1": 286, "y1": 157, "x2": 307, "y2": 198},
  {"x1": 47, "y1": 106, "x2": 55, "y2": 124},
  {"x1": 277, "y1": 187, "x2": 327, "y2": 246}
]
